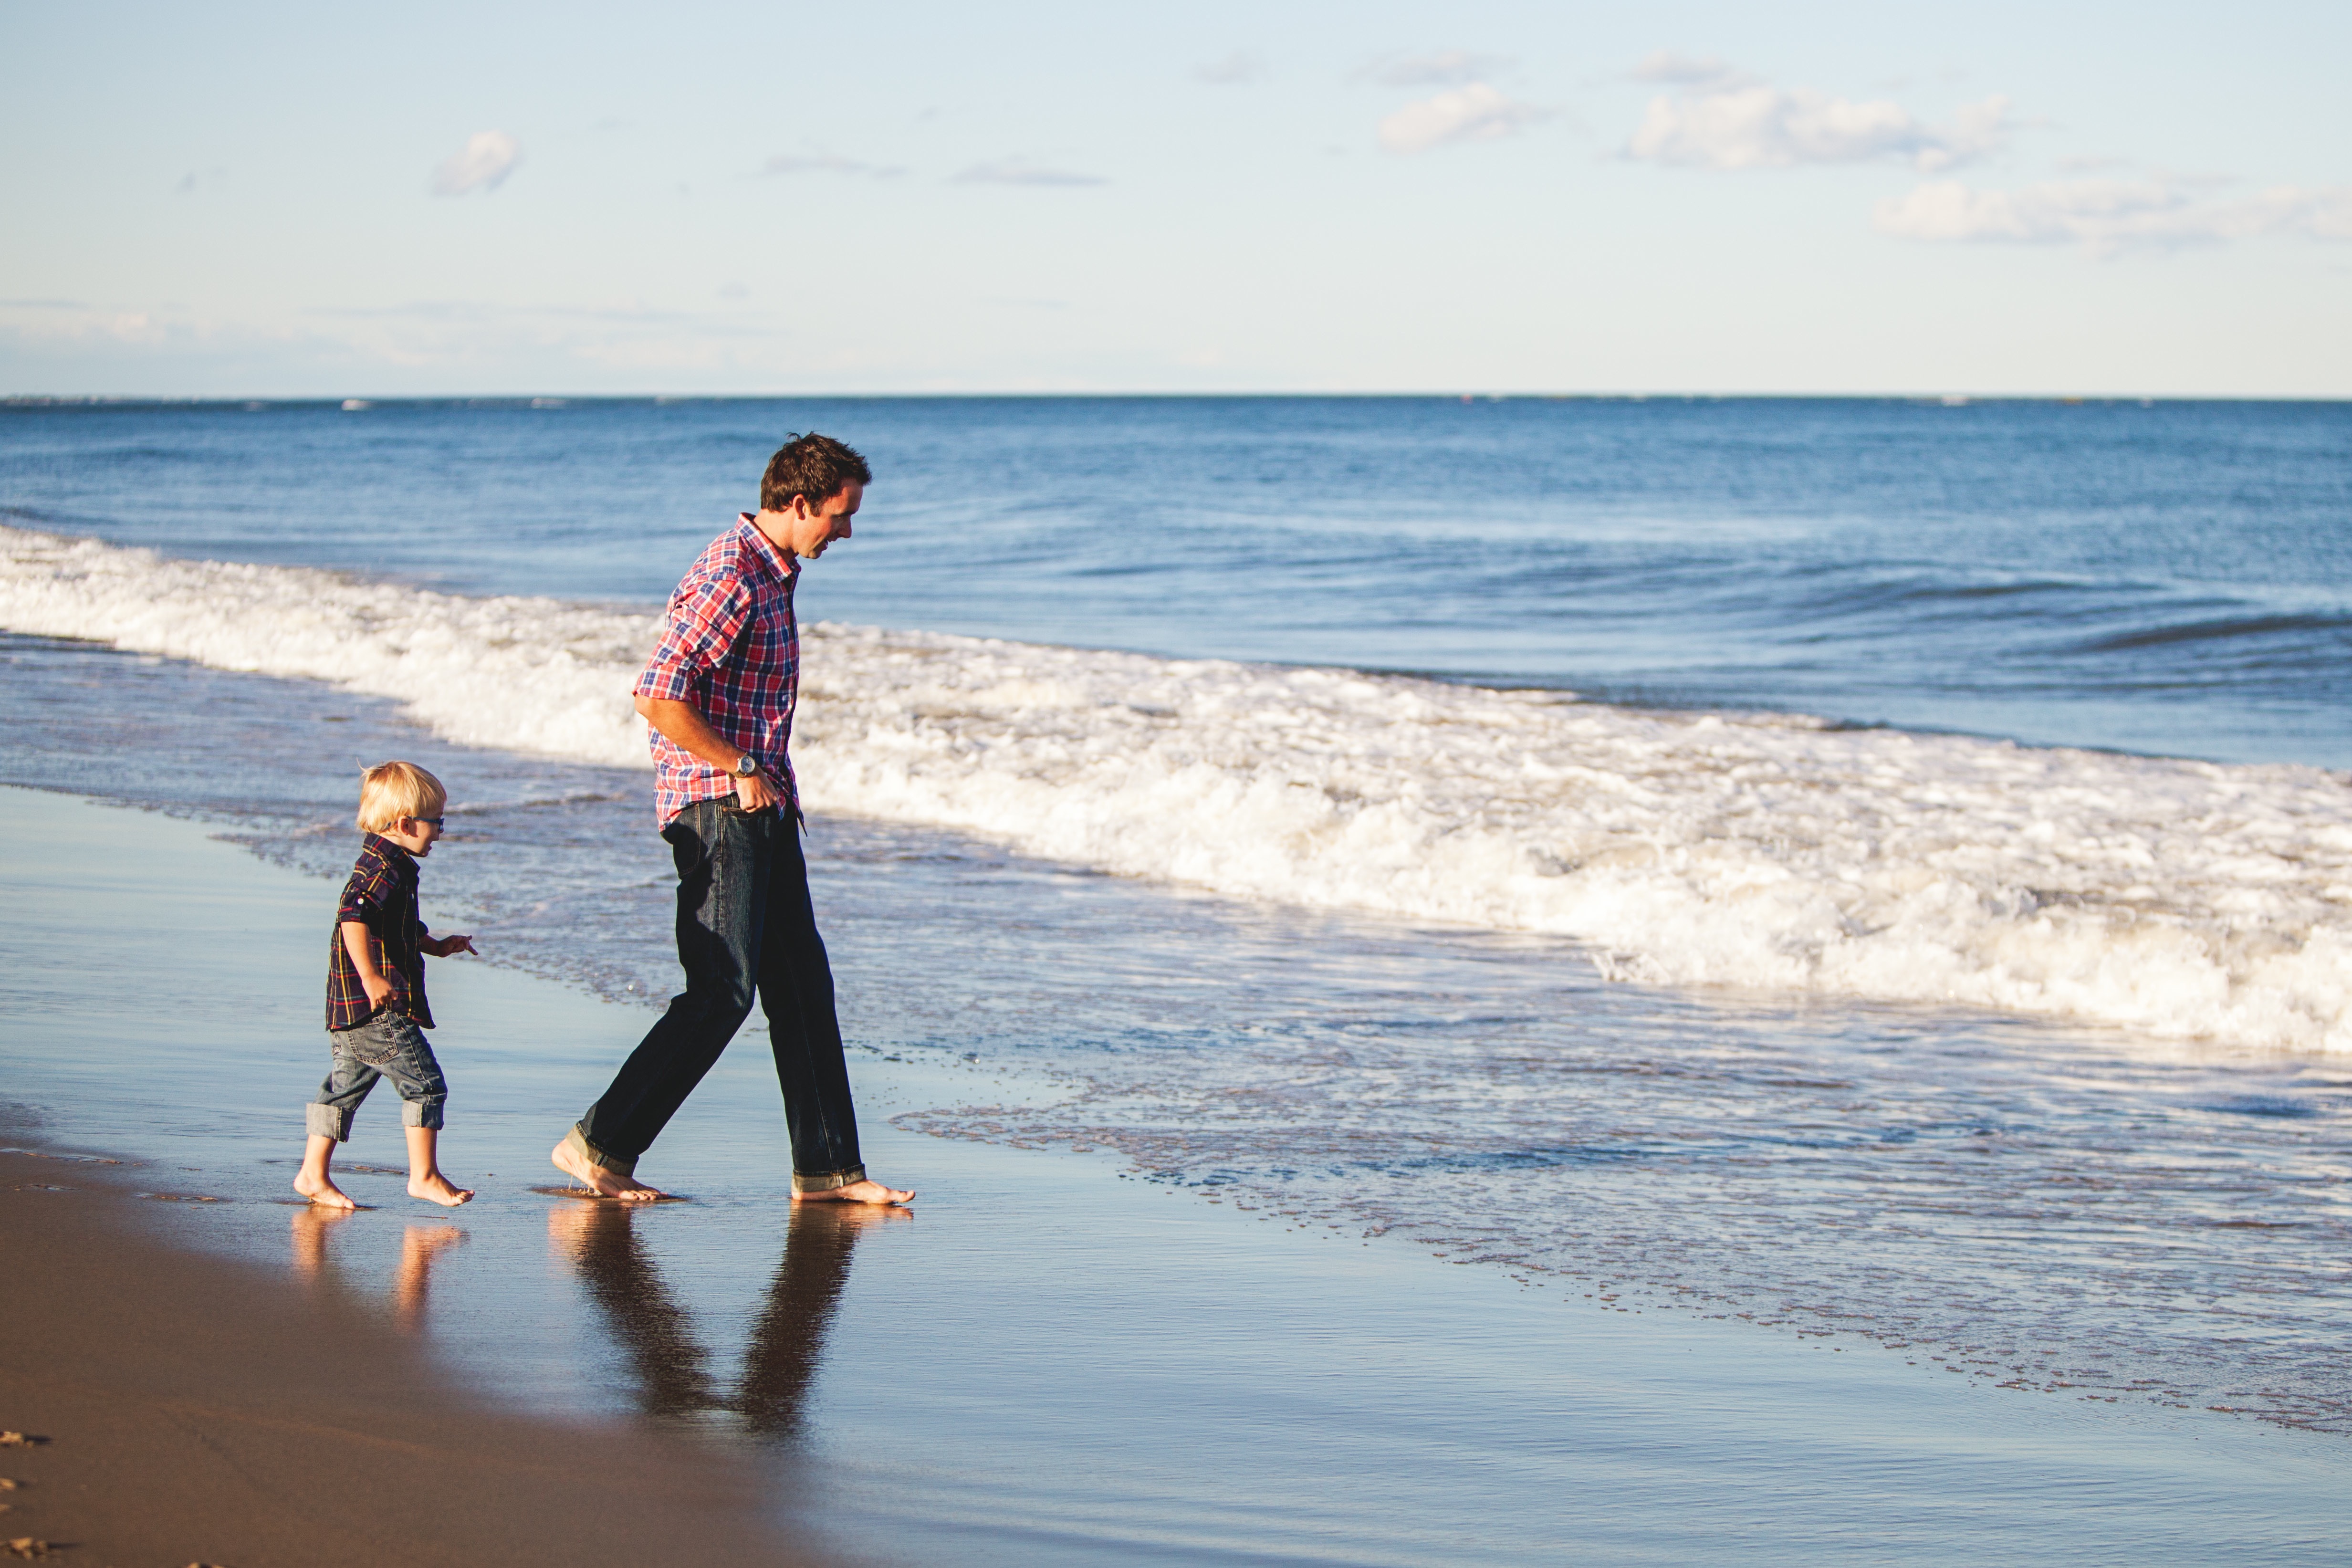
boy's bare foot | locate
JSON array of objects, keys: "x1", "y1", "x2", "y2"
[
  {"x1": 794, "y1": 1177, "x2": 915, "y2": 1205},
  {"x1": 549, "y1": 1138, "x2": 667, "y2": 1202},
  {"x1": 408, "y1": 1171, "x2": 474, "y2": 1207},
  {"x1": 294, "y1": 1171, "x2": 357, "y2": 1210}
]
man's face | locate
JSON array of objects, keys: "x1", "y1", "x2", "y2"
[{"x1": 779, "y1": 482, "x2": 861, "y2": 559}]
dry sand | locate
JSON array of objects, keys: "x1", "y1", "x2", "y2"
[{"x1": 0, "y1": 1145, "x2": 815, "y2": 1568}]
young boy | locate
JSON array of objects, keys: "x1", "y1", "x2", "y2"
[{"x1": 295, "y1": 761, "x2": 478, "y2": 1210}]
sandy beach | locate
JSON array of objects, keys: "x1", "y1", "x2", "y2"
[{"x1": 5, "y1": 783, "x2": 2351, "y2": 1565}]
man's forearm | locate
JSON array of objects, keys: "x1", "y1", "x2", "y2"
[
  {"x1": 636, "y1": 694, "x2": 783, "y2": 809},
  {"x1": 636, "y1": 695, "x2": 750, "y2": 773}
]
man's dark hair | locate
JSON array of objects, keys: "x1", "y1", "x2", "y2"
[{"x1": 761, "y1": 432, "x2": 872, "y2": 512}]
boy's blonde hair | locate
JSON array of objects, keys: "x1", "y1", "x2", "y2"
[{"x1": 356, "y1": 761, "x2": 447, "y2": 833}]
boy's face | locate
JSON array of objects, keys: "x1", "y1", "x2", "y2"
[{"x1": 384, "y1": 813, "x2": 445, "y2": 856}]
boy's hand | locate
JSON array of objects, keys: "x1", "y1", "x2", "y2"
[
  {"x1": 362, "y1": 975, "x2": 395, "y2": 1010},
  {"x1": 429, "y1": 934, "x2": 478, "y2": 957}
]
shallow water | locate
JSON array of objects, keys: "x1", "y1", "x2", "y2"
[
  {"x1": 7, "y1": 786, "x2": 2352, "y2": 1566},
  {"x1": 7, "y1": 638, "x2": 2352, "y2": 1436}
]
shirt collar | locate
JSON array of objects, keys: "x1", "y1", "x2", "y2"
[
  {"x1": 734, "y1": 513, "x2": 801, "y2": 584},
  {"x1": 362, "y1": 833, "x2": 418, "y2": 873}
]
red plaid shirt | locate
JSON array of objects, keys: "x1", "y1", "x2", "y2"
[
  {"x1": 325, "y1": 835, "x2": 434, "y2": 1030},
  {"x1": 634, "y1": 514, "x2": 802, "y2": 825}
]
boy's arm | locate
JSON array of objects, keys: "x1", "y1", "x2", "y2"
[
  {"x1": 423, "y1": 932, "x2": 478, "y2": 957},
  {"x1": 340, "y1": 920, "x2": 394, "y2": 1010}
]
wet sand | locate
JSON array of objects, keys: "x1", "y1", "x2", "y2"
[
  {"x1": 5, "y1": 785, "x2": 2352, "y2": 1565},
  {"x1": 0, "y1": 1143, "x2": 808, "y2": 1568}
]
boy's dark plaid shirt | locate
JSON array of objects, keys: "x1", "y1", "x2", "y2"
[{"x1": 325, "y1": 834, "x2": 434, "y2": 1031}]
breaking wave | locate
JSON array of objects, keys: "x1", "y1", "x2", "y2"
[{"x1": 6, "y1": 522, "x2": 2348, "y2": 1054}]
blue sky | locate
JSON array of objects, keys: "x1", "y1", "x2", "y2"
[{"x1": 3, "y1": 0, "x2": 2346, "y2": 396}]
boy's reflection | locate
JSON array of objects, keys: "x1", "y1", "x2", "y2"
[
  {"x1": 549, "y1": 1199, "x2": 900, "y2": 1443},
  {"x1": 289, "y1": 1208, "x2": 468, "y2": 1334}
]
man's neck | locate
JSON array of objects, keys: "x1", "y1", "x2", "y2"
[{"x1": 749, "y1": 509, "x2": 801, "y2": 559}]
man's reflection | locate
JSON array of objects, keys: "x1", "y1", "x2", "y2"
[{"x1": 549, "y1": 1198, "x2": 900, "y2": 1442}]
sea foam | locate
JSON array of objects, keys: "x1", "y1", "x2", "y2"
[{"x1": 6, "y1": 523, "x2": 2348, "y2": 1054}]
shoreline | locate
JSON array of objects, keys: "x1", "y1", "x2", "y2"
[{"x1": 5, "y1": 784, "x2": 2351, "y2": 1563}]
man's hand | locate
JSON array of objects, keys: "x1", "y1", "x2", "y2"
[
  {"x1": 636, "y1": 693, "x2": 787, "y2": 814},
  {"x1": 427, "y1": 934, "x2": 478, "y2": 957},
  {"x1": 734, "y1": 769, "x2": 782, "y2": 812}
]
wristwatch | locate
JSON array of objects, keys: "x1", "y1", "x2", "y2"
[{"x1": 731, "y1": 753, "x2": 761, "y2": 779}]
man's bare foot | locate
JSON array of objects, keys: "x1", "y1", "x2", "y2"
[
  {"x1": 794, "y1": 1177, "x2": 915, "y2": 1205},
  {"x1": 408, "y1": 1171, "x2": 474, "y2": 1207},
  {"x1": 294, "y1": 1171, "x2": 357, "y2": 1210},
  {"x1": 549, "y1": 1137, "x2": 666, "y2": 1202}
]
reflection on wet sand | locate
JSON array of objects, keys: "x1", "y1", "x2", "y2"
[
  {"x1": 550, "y1": 1201, "x2": 903, "y2": 1443},
  {"x1": 289, "y1": 1207, "x2": 469, "y2": 1334}
]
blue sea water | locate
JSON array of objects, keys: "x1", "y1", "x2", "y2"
[
  {"x1": 6, "y1": 394, "x2": 2349, "y2": 767},
  {"x1": 4, "y1": 395, "x2": 2352, "y2": 1458}
]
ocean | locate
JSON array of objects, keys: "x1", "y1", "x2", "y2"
[{"x1": 5, "y1": 394, "x2": 2352, "y2": 1432}]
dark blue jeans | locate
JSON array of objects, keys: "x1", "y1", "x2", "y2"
[{"x1": 574, "y1": 801, "x2": 866, "y2": 1191}]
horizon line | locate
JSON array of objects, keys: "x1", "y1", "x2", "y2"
[{"x1": 8, "y1": 390, "x2": 2350, "y2": 407}]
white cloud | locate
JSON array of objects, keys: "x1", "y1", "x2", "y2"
[
  {"x1": 1629, "y1": 50, "x2": 1744, "y2": 87},
  {"x1": 1626, "y1": 80, "x2": 2010, "y2": 172},
  {"x1": 1378, "y1": 83, "x2": 1545, "y2": 155},
  {"x1": 433, "y1": 131, "x2": 521, "y2": 196},
  {"x1": 761, "y1": 153, "x2": 902, "y2": 178},
  {"x1": 1369, "y1": 50, "x2": 1509, "y2": 87},
  {"x1": 1194, "y1": 51, "x2": 1264, "y2": 86},
  {"x1": 1875, "y1": 178, "x2": 2352, "y2": 255},
  {"x1": 951, "y1": 159, "x2": 1107, "y2": 187},
  {"x1": 0, "y1": 301, "x2": 174, "y2": 345}
]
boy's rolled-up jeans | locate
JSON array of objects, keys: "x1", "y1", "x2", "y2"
[
  {"x1": 574, "y1": 799, "x2": 866, "y2": 1192},
  {"x1": 308, "y1": 1010, "x2": 447, "y2": 1139}
]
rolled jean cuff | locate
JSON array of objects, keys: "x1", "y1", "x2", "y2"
[
  {"x1": 306, "y1": 1103, "x2": 354, "y2": 1142},
  {"x1": 565, "y1": 1125, "x2": 635, "y2": 1179},
  {"x1": 401, "y1": 1099, "x2": 446, "y2": 1131},
  {"x1": 791, "y1": 1164, "x2": 868, "y2": 1195}
]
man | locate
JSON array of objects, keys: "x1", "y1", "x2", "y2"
[{"x1": 551, "y1": 432, "x2": 913, "y2": 1205}]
